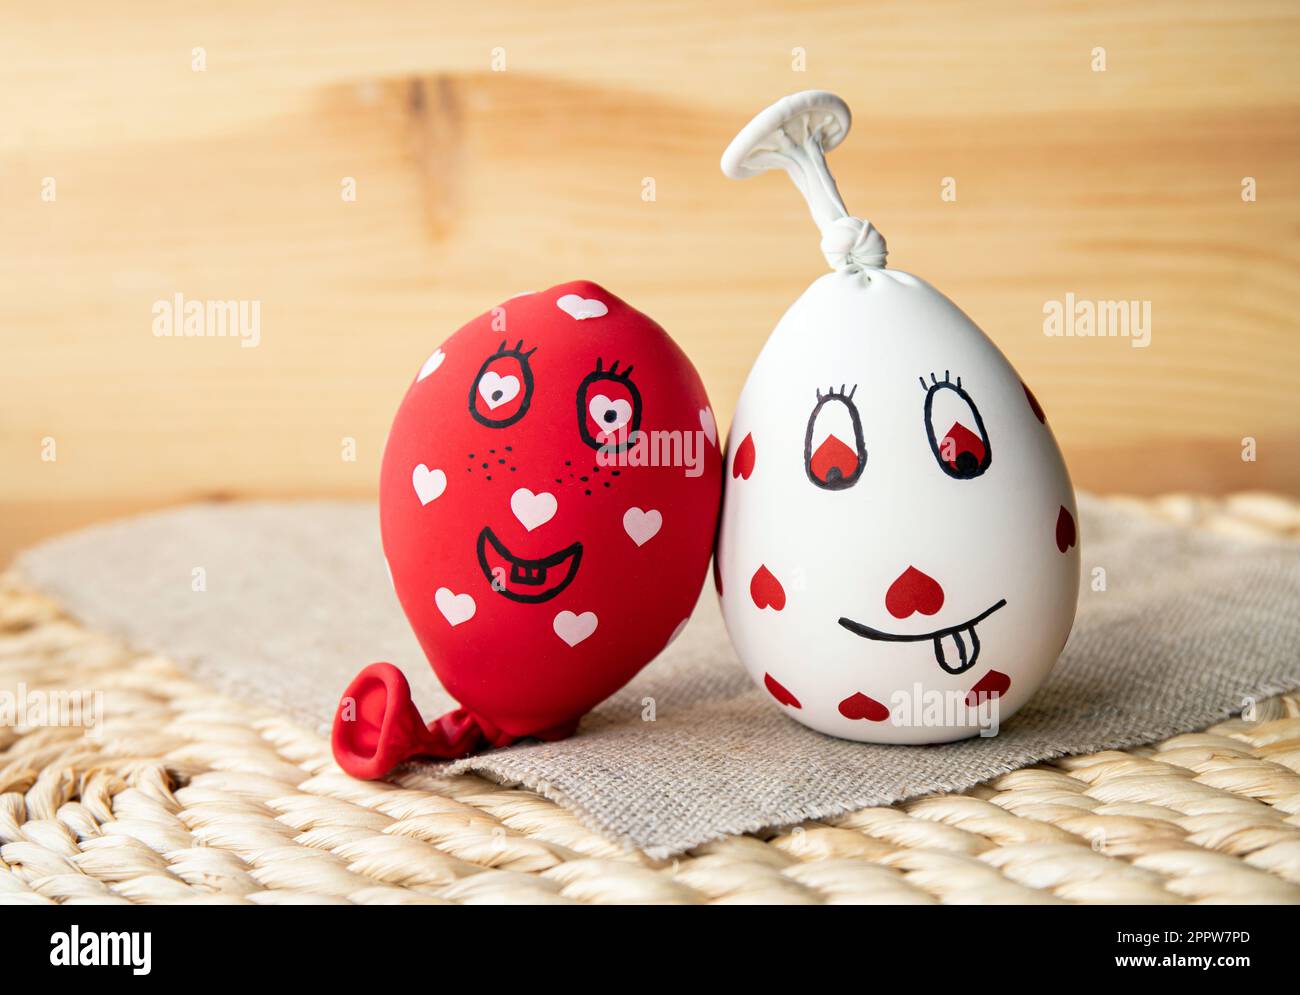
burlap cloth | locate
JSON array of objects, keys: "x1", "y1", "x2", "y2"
[{"x1": 15, "y1": 495, "x2": 1300, "y2": 857}]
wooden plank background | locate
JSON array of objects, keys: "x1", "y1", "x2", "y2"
[{"x1": 3, "y1": 1, "x2": 1299, "y2": 562}]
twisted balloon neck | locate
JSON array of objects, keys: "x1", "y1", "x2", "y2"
[
  {"x1": 779, "y1": 132, "x2": 887, "y2": 273},
  {"x1": 721, "y1": 92, "x2": 887, "y2": 274}
]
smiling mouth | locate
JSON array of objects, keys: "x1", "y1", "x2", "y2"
[
  {"x1": 837, "y1": 599, "x2": 1008, "y2": 675},
  {"x1": 476, "y1": 527, "x2": 583, "y2": 604}
]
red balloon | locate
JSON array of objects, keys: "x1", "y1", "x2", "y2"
[{"x1": 333, "y1": 282, "x2": 721, "y2": 777}]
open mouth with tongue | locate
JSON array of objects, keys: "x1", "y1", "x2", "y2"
[
  {"x1": 476, "y1": 527, "x2": 583, "y2": 604},
  {"x1": 837, "y1": 599, "x2": 1007, "y2": 675}
]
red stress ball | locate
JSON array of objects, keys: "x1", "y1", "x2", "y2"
[{"x1": 332, "y1": 282, "x2": 722, "y2": 778}]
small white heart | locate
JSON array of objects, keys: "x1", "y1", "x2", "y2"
[
  {"x1": 699, "y1": 407, "x2": 717, "y2": 446},
  {"x1": 412, "y1": 464, "x2": 447, "y2": 506},
  {"x1": 435, "y1": 587, "x2": 476, "y2": 627},
  {"x1": 556, "y1": 294, "x2": 609, "y2": 321},
  {"x1": 554, "y1": 610, "x2": 598, "y2": 646},
  {"x1": 510, "y1": 487, "x2": 558, "y2": 532},
  {"x1": 478, "y1": 371, "x2": 521, "y2": 410},
  {"x1": 416, "y1": 348, "x2": 445, "y2": 381},
  {"x1": 622, "y1": 507, "x2": 663, "y2": 546},
  {"x1": 588, "y1": 394, "x2": 633, "y2": 435}
]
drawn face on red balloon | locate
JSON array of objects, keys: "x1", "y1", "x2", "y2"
[{"x1": 380, "y1": 282, "x2": 721, "y2": 738}]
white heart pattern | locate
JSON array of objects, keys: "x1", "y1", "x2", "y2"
[
  {"x1": 588, "y1": 394, "x2": 633, "y2": 435},
  {"x1": 435, "y1": 587, "x2": 476, "y2": 627},
  {"x1": 416, "y1": 348, "x2": 445, "y2": 381},
  {"x1": 699, "y1": 407, "x2": 717, "y2": 446},
  {"x1": 556, "y1": 294, "x2": 608, "y2": 321},
  {"x1": 554, "y1": 610, "x2": 598, "y2": 646},
  {"x1": 411, "y1": 464, "x2": 447, "y2": 506},
  {"x1": 622, "y1": 507, "x2": 663, "y2": 546},
  {"x1": 510, "y1": 488, "x2": 558, "y2": 532},
  {"x1": 478, "y1": 371, "x2": 521, "y2": 410}
]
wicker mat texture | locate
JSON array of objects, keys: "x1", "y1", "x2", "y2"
[
  {"x1": 2, "y1": 493, "x2": 1300, "y2": 904},
  {"x1": 14, "y1": 493, "x2": 1300, "y2": 858}
]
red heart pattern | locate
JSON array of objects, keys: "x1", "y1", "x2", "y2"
[
  {"x1": 764, "y1": 673, "x2": 801, "y2": 709},
  {"x1": 1022, "y1": 381, "x2": 1046, "y2": 424},
  {"x1": 1055, "y1": 505, "x2": 1076, "y2": 553},
  {"x1": 750, "y1": 564, "x2": 786, "y2": 611},
  {"x1": 838, "y1": 692, "x2": 889, "y2": 722},
  {"x1": 965, "y1": 670, "x2": 1011, "y2": 706},
  {"x1": 885, "y1": 565, "x2": 944, "y2": 619},
  {"x1": 732, "y1": 432, "x2": 756, "y2": 480}
]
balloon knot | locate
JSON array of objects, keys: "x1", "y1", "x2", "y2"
[{"x1": 821, "y1": 216, "x2": 887, "y2": 272}]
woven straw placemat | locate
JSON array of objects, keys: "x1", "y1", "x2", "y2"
[{"x1": 2, "y1": 493, "x2": 1300, "y2": 905}]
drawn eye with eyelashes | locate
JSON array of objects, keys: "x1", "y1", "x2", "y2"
[
  {"x1": 577, "y1": 359, "x2": 642, "y2": 453},
  {"x1": 804, "y1": 384, "x2": 866, "y2": 490},
  {"x1": 920, "y1": 371, "x2": 991, "y2": 480},
  {"x1": 469, "y1": 340, "x2": 536, "y2": 428}
]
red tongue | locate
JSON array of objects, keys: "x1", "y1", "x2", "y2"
[
  {"x1": 810, "y1": 433, "x2": 858, "y2": 482},
  {"x1": 965, "y1": 670, "x2": 1011, "y2": 706}
]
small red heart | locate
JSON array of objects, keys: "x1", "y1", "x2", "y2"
[
  {"x1": 1022, "y1": 381, "x2": 1046, "y2": 424},
  {"x1": 965, "y1": 670, "x2": 1011, "y2": 707},
  {"x1": 764, "y1": 673, "x2": 801, "y2": 709},
  {"x1": 1055, "y1": 505, "x2": 1076, "y2": 553},
  {"x1": 732, "y1": 432, "x2": 756, "y2": 480},
  {"x1": 838, "y1": 691, "x2": 889, "y2": 722},
  {"x1": 885, "y1": 566, "x2": 944, "y2": 619},
  {"x1": 750, "y1": 565, "x2": 786, "y2": 611}
]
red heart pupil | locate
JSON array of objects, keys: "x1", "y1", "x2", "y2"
[
  {"x1": 941, "y1": 421, "x2": 985, "y2": 469},
  {"x1": 811, "y1": 434, "x2": 858, "y2": 482}
]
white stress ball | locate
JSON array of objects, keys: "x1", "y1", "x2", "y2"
[{"x1": 717, "y1": 91, "x2": 1080, "y2": 743}]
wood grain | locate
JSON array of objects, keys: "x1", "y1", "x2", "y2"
[{"x1": 3, "y1": 1, "x2": 1299, "y2": 561}]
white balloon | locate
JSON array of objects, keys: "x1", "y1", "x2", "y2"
[{"x1": 717, "y1": 92, "x2": 1079, "y2": 744}]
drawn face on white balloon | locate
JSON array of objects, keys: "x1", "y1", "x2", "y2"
[{"x1": 717, "y1": 92, "x2": 1079, "y2": 744}]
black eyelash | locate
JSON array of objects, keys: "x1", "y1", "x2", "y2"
[
  {"x1": 918, "y1": 370, "x2": 961, "y2": 391},
  {"x1": 577, "y1": 361, "x2": 643, "y2": 453},
  {"x1": 470, "y1": 341, "x2": 536, "y2": 429},
  {"x1": 592, "y1": 358, "x2": 635, "y2": 381},
  {"x1": 804, "y1": 385, "x2": 867, "y2": 490},
  {"x1": 921, "y1": 371, "x2": 991, "y2": 480},
  {"x1": 815, "y1": 383, "x2": 857, "y2": 401},
  {"x1": 495, "y1": 339, "x2": 538, "y2": 360}
]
